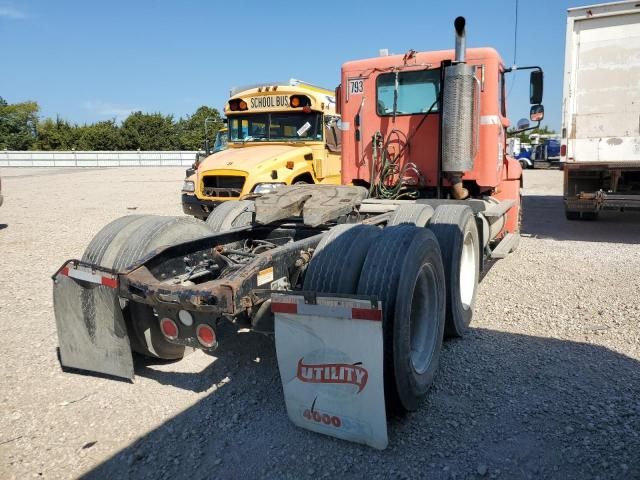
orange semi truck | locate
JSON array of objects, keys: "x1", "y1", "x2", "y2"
[{"x1": 52, "y1": 17, "x2": 542, "y2": 415}]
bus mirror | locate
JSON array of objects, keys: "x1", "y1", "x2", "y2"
[{"x1": 335, "y1": 85, "x2": 342, "y2": 114}]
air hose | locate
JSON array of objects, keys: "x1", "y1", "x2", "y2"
[
  {"x1": 370, "y1": 130, "x2": 421, "y2": 199},
  {"x1": 368, "y1": 96, "x2": 440, "y2": 200}
]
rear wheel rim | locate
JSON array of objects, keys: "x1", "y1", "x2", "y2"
[
  {"x1": 459, "y1": 230, "x2": 476, "y2": 308},
  {"x1": 409, "y1": 264, "x2": 439, "y2": 375}
]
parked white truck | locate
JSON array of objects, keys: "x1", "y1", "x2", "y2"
[{"x1": 561, "y1": 1, "x2": 640, "y2": 220}]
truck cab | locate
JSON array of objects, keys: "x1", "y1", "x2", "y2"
[
  {"x1": 182, "y1": 80, "x2": 342, "y2": 220},
  {"x1": 339, "y1": 44, "x2": 543, "y2": 235}
]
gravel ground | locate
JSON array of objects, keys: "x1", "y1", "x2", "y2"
[{"x1": 0, "y1": 168, "x2": 638, "y2": 480}]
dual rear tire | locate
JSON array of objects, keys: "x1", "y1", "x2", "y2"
[
  {"x1": 84, "y1": 204, "x2": 258, "y2": 361},
  {"x1": 82, "y1": 215, "x2": 213, "y2": 360},
  {"x1": 428, "y1": 205, "x2": 480, "y2": 338},
  {"x1": 303, "y1": 204, "x2": 480, "y2": 413},
  {"x1": 356, "y1": 225, "x2": 446, "y2": 413},
  {"x1": 389, "y1": 203, "x2": 480, "y2": 338},
  {"x1": 303, "y1": 222, "x2": 447, "y2": 413}
]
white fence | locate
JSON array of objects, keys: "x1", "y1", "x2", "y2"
[{"x1": 0, "y1": 151, "x2": 198, "y2": 167}]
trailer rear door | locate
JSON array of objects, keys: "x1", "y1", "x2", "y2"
[{"x1": 566, "y1": 7, "x2": 640, "y2": 163}]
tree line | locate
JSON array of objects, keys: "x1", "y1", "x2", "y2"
[
  {"x1": 0, "y1": 97, "x2": 223, "y2": 151},
  {"x1": 2, "y1": 95, "x2": 554, "y2": 151}
]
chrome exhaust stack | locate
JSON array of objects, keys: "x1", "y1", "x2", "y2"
[
  {"x1": 442, "y1": 16, "x2": 477, "y2": 198},
  {"x1": 454, "y1": 16, "x2": 466, "y2": 63}
]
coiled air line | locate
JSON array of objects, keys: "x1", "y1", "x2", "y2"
[{"x1": 369, "y1": 95, "x2": 440, "y2": 200}]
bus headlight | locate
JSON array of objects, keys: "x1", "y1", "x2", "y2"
[
  {"x1": 253, "y1": 183, "x2": 285, "y2": 194},
  {"x1": 182, "y1": 180, "x2": 195, "y2": 193}
]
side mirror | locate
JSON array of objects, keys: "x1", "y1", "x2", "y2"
[
  {"x1": 222, "y1": 118, "x2": 228, "y2": 125},
  {"x1": 530, "y1": 104, "x2": 544, "y2": 122},
  {"x1": 530, "y1": 70, "x2": 543, "y2": 105},
  {"x1": 517, "y1": 118, "x2": 530, "y2": 130}
]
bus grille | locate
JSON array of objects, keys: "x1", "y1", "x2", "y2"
[{"x1": 202, "y1": 175, "x2": 245, "y2": 198}]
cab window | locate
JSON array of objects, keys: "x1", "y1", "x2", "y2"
[
  {"x1": 377, "y1": 69, "x2": 440, "y2": 116},
  {"x1": 498, "y1": 71, "x2": 507, "y2": 117}
]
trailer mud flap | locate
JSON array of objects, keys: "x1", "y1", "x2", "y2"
[
  {"x1": 273, "y1": 293, "x2": 387, "y2": 449},
  {"x1": 53, "y1": 261, "x2": 134, "y2": 380}
]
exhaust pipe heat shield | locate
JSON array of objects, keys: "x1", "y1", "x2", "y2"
[{"x1": 442, "y1": 63, "x2": 477, "y2": 173}]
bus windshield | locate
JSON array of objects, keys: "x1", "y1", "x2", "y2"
[
  {"x1": 213, "y1": 129, "x2": 228, "y2": 152},
  {"x1": 228, "y1": 112, "x2": 323, "y2": 142}
]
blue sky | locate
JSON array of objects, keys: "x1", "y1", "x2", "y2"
[{"x1": 1, "y1": 0, "x2": 583, "y2": 130}]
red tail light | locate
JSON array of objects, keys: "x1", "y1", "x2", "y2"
[
  {"x1": 160, "y1": 318, "x2": 178, "y2": 340},
  {"x1": 196, "y1": 324, "x2": 216, "y2": 348},
  {"x1": 561, "y1": 144, "x2": 567, "y2": 157}
]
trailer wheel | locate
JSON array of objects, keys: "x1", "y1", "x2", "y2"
[
  {"x1": 428, "y1": 205, "x2": 480, "y2": 338},
  {"x1": 388, "y1": 204, "x2": 434, "y2": 227},
  {"x1": 110, "y1": 216, "x2": 213, "y2": 359},
  {"x1": 205, "y1": 200, "x2": 255, "y2": 232},
  {"x1": 303, "y1": 224, "x2": 381, "y2": 294},
  {"x1": 357, "y1": 225, "x2": 446, "y2": 413}
]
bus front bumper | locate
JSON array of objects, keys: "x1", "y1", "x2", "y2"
[{"x1": 181, "y1": 194, "x2": 222, "y2": 219}]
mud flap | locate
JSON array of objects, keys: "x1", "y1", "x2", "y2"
[
  {"x1": 273, "y1": 293, "x2": 388, "y2": 449},
  {"x1": 53, "y1": 261, "x2": 134, "y2": 380}
]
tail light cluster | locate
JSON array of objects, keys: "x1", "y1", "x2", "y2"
[{"x1": 159, "y1": 311, "x2": 216, "y2": 349}]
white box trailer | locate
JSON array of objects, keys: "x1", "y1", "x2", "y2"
[{"x1": 561, "y1": 1, "x2": 640, "y2": 219}]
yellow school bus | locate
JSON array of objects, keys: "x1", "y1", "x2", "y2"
[{"x1": 182, "y1": 79, "x2": 341, "y2": 219}]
